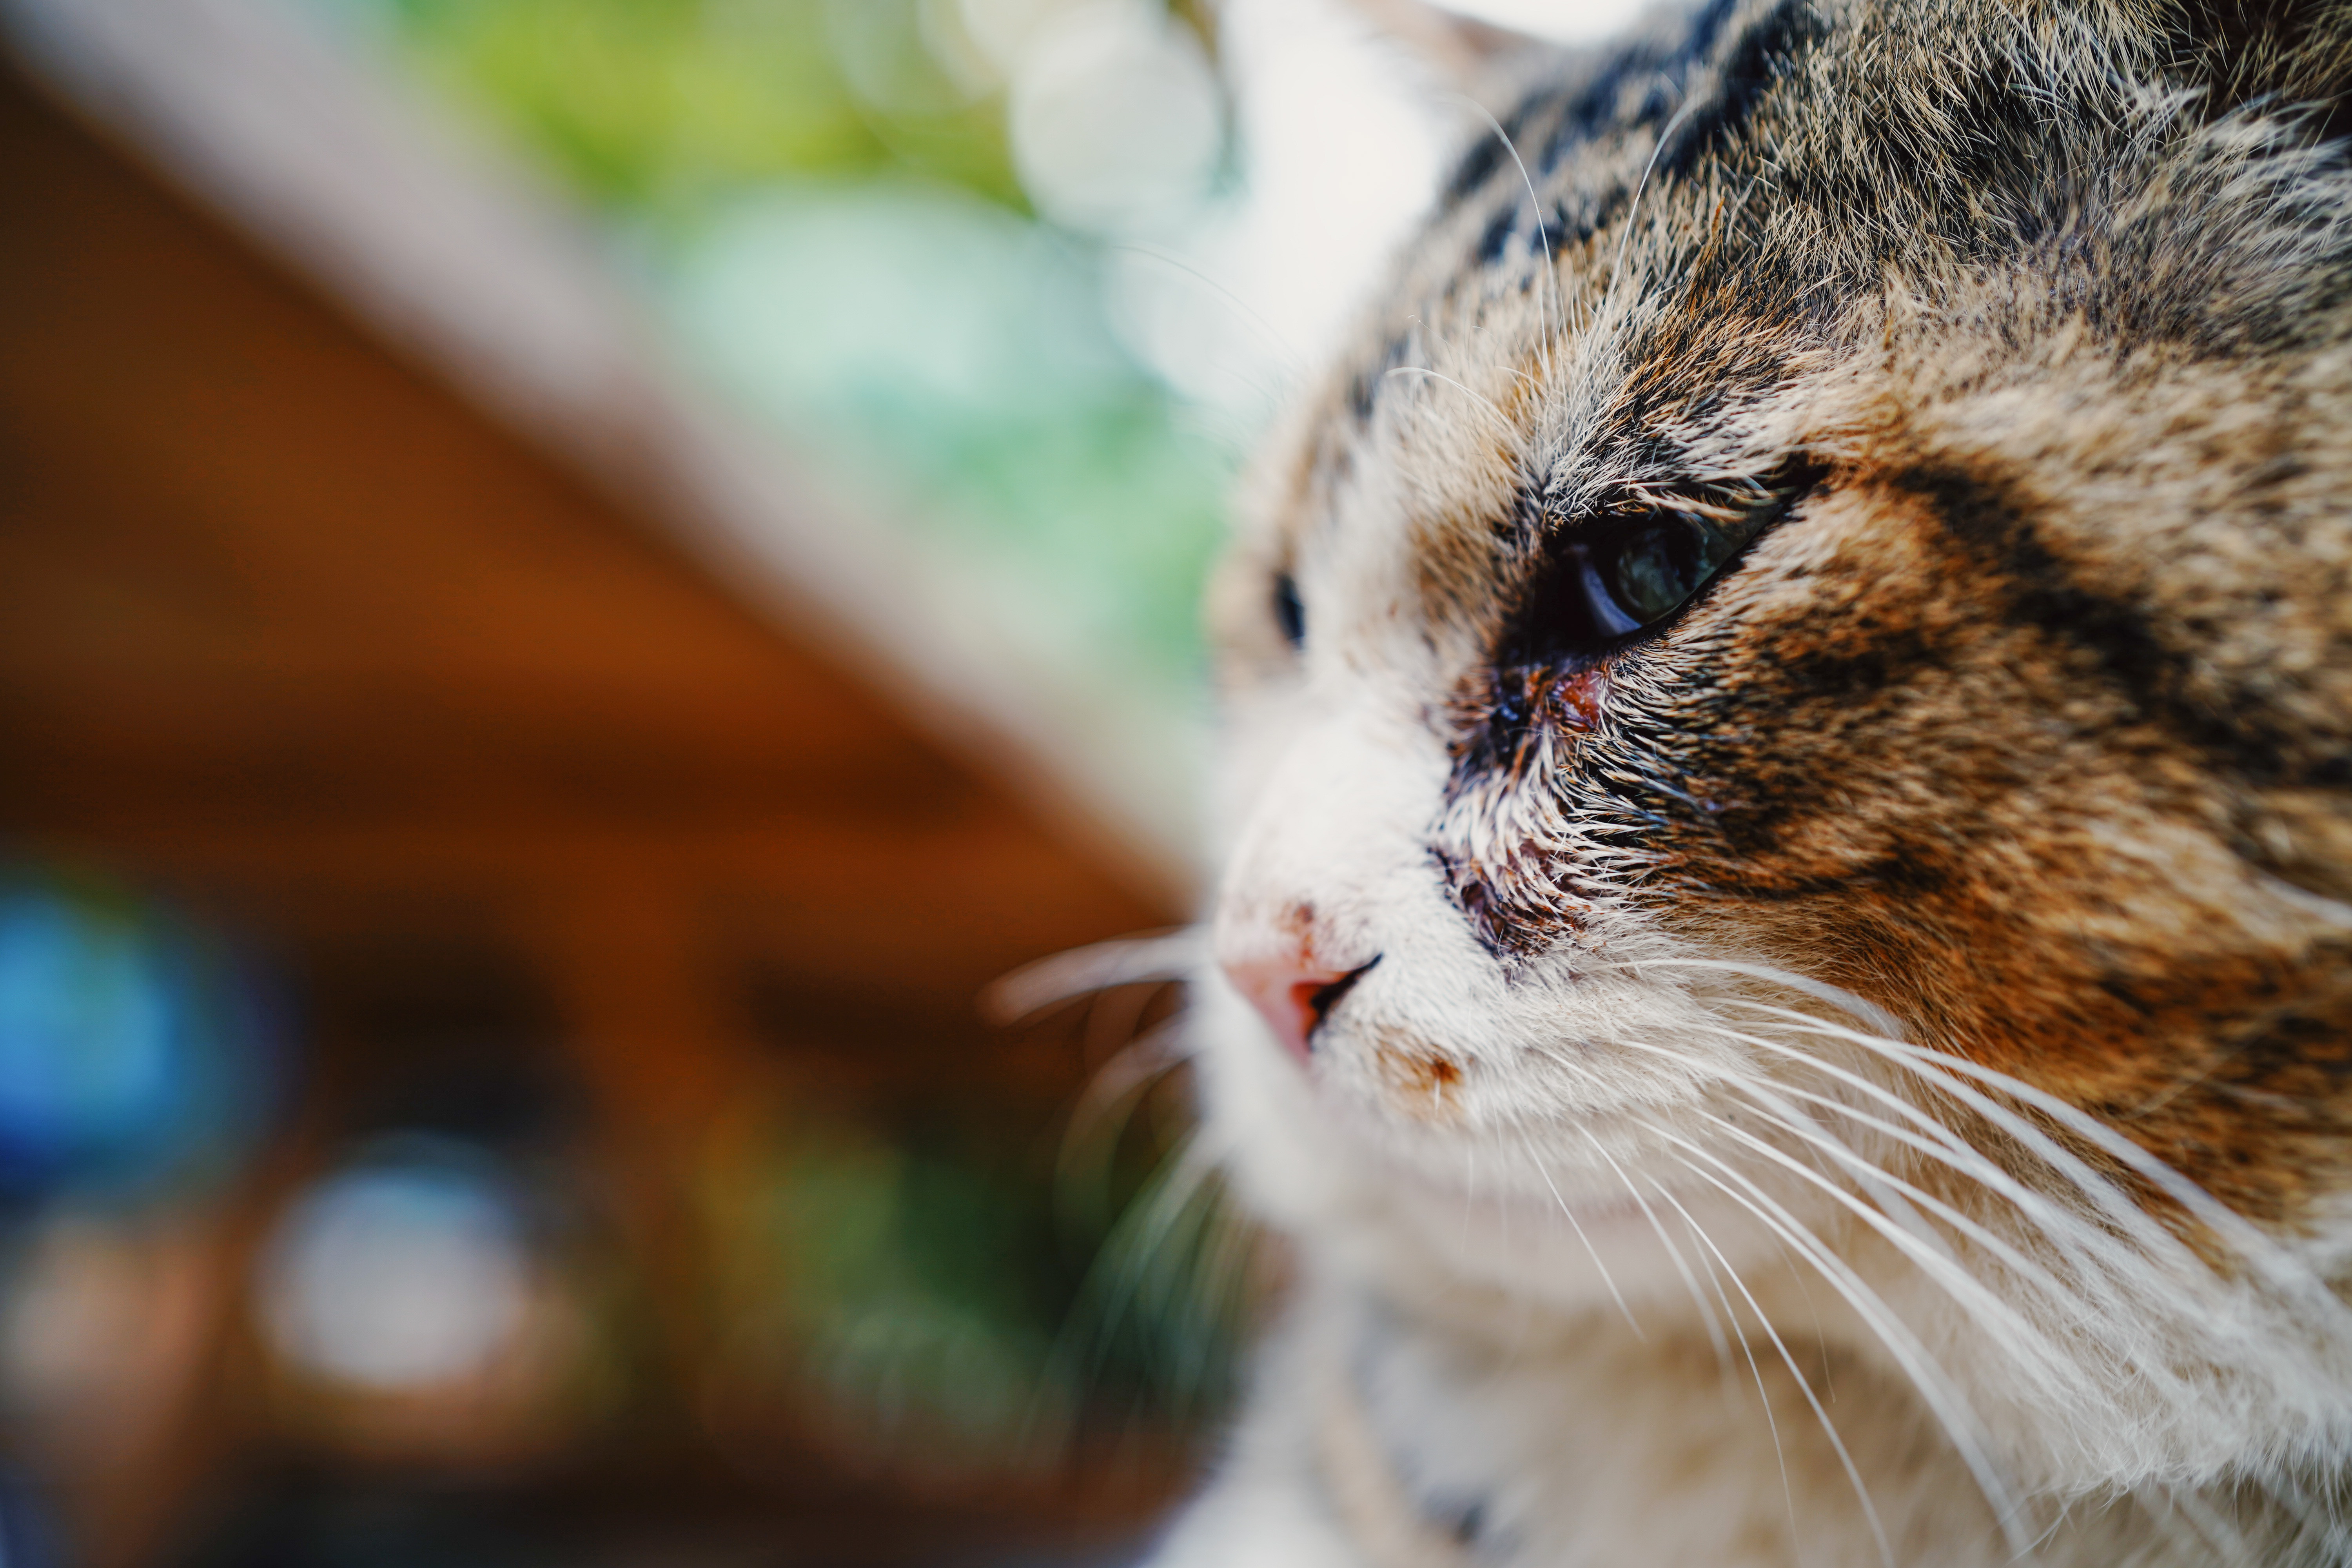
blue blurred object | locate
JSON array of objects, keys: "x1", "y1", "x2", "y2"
[
  {"x1": 0, "y1": 1464, "x2": 65, "y2": 1568},
  {"x1": 0, "y1": 872, "x2": 279, "y2": 1199}
]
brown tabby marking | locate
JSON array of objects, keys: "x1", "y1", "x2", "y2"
[{"x1": 1259, "y1": 0, "x2": 2352, "y2": 1236}]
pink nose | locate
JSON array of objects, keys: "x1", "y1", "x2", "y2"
[{"x1": 1220, "y1": 951, "x2": 1379, "y2": 1064}]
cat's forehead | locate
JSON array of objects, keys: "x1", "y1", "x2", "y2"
[{"x1": 1259, "y1": 0, "x2": 1847, "y2": 617}]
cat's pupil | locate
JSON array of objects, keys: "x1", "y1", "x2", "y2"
[{"x1": 1273, "y1": 572, "x2": 1306, "y2": 648}]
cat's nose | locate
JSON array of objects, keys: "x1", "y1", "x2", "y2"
[{"x1": 1217, "y1": 940, "x2": 1381, "y2": 1065}]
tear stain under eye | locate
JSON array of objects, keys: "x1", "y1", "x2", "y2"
[
  {"x1": 1432, "y1": 846, "x2": 1588, "y2": 962},
  {"x1": 1454, "y1": 663, "x2": 1611, "y2": 788},
  {"x1": 1496, "y1": 664, "x2": 1608, "y2": 733}
]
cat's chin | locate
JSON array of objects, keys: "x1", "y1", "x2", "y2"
[{"x1": 1356, "y1": 1138, "x2": 1818, "y2": 1324}]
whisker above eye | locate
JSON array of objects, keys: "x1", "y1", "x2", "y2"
[{"x1": 1382, "y1": 365, "x2": 1517, "y2": 439}]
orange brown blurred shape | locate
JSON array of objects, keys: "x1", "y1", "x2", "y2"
[{"x1": 0, "y1": 37, "x2": 1209, "y2": 1568}]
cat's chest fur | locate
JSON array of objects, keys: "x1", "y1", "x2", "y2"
[
  {"x1": 1161, "y1": 1274, "x2": 2279, "y2": 1568},
  {"x1": 1160, "y1": 0, "x2": 2352, "y2": 1562}
]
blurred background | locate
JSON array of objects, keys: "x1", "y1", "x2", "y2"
[{"x1": 0, "y1": 0, "x2": 1630, "y2": 1562}]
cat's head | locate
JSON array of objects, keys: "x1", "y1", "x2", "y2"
[{"x1": 1198, "y1": 0, "x2": 2352, "y2": 1488}]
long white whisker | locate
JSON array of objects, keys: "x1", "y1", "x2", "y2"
[
  {"x1": 1679, "y1": 1103, "x2": 2068, "y2": 1374},
  {"x1": 1663, "y1": 1014, "x2": 2163, "y2": 1294},
  {"x1": 2254, "y1": 1468, "x2": 2352, "y2": 1560},
  {"x1": 1601, "y1": 1032, "x2": 2120, "y2": 1416},
  {"x1": 1057, "y1": 1016, "x2": 1191, "y2": 1229},
  {"x1": 1643, "y1": 1170, "x2": 1895, "y2": 1568},
  {"x1": 1707, "y1": 1080, "x2": 2145, "y2": 1385},
  {"x1": 1518, "y1": 1133, "x2": 1644, "y2": 1338},
  {"x1": 1710, "y1": 1054, "x2": 2106, "y2": 1276},
  {"x1": 1577, "y1": 1125, "x2": 1723, "y2": 1362},
  {"x1": 1604, "y1": 92, "x2": 1707, "y2": 323},
  {"x1": 2134, "y1": 1481, "x2": 2258, "y2": 1564},
  {"x1": 1652, "y1": 1136, "x2": 2031, "y2": 1554},
  {"x1": 1463, "y1": 99, "x2": 1561, "y2": 377},
  {"x1": 1646, "y1": 982, "x2": 2189, "y2": 1269},
  {"x1": 1605, "y1": 1028, "x2": 2115, "y2": 1327},
  {"x1": 1731, "y1": 1001, "x2": 2348, "y2": 1323},
  {"x1": 982, "y1": 927, "x2": 1206, "y2": 1023},
  {"x1": 1105, "y1": 243, "x2": 1312, "y2": 381},
  {"x1": 1649, "y1": 1172, "x2": 1800, "y2": 1540}
]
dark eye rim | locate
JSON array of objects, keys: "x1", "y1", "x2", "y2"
[
  {"x1": 1272, "y1": 570, "x2": 1307, "y2": 648},
  {"x1": 1497, "y1": 466, "x2": 1824, "y2": 670}
]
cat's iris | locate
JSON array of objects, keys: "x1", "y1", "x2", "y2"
[
  {"x1": 1506, "y1": 489, "x2": 1797, "y2": 668},
  {"x1": 1583, "y1": 511, "x2": 1760, "y2": 637}
]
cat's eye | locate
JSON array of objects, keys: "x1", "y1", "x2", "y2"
[
  {"x1": 1581, "y1": 511, "x2": 1757, "y2": 637},
  {"x1": 1272, "y1": 572, "x2": 1306, "y2": 648},
  {"x1": 1504, "y1": 484, "x2": 1805, "y2": 667}
]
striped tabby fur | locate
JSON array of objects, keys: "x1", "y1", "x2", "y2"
[{"x1": 1164, "y1": 2, "x2": 2352, "y2": 1563}]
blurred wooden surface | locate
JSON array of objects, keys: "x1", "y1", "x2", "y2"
[{"x1": 0, "y1": 54, "x2": 1183, "y2": 1568}]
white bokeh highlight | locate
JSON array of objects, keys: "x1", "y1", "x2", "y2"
[
  {"x1": 259, "y1": 1158, "x2": 532, "y2": 1391},
  {"x1": 1007, "y1": 0, "x2": 1225, "y2": 236}
]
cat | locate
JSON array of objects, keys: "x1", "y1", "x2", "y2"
[{"x1": 1147, "y1": 1, "x2": 2352, "y2": 1563}]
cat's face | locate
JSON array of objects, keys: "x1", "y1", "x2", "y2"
[{"x1": 1197, "y1": 0, "x2": 2352, "y2": 1480}]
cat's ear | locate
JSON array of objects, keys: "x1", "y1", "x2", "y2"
[{"x1": 1340, "y1": 0, "x2": 1549, "y2": 94}]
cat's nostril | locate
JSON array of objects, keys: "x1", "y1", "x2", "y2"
[
  {"x1": 1299, "y1": 957, "x2": 1380, "y2": 1034},
  {"x1": 1221, "y1": 950, "x2": 1381, "y2": 1065}
]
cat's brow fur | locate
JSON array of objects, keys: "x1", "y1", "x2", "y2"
[{"x1": 1169, "y1": 1, "x2": 2352, "y2": 1564}]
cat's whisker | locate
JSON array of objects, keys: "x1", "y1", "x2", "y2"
[
  {"x1": 1706, "y1": 1074, "x2": 2138, "y2": 1354},
  {"x1": 1465, "y1": 1142, "x2": 1480, "y2": 1237},
  {"x1": 1514, "y1": 1133, "x2": 1645, "y2": 1338},
  {"x1": 1658, "y1": 1013, "x2": 2145, "y2": 1284},
  {"x1": 1383, "y1": 365, "x2": 1516, "y2": 441},
  {"x1": 1597, "y1": 1031, "x2": 2114, "y2": 1408},
  {"x1": 1639, "y1": 1167, "x2": 1804, "y2": 1546},
  {"x1": 1652, "y1": 1136, "x2": 2033, "y2": 1555},
  {"x1": 1729, "y1": 997, "x2": 2321, "y2": 1296},
  {"x1": 1639, "y1": 1163, "x2": 1898, "y2": 1568},
  {"x1": 1552, "y1": 1086, "x2": 1740, "y2": 1382},
  {"x1": 1577, "y1": 1119, "x2": 1736, "y2": 1372},
  {"x1": 1460, "y1": 99, "x2": 1563, "y2": 381},
  {"x1": 1658, "y1": 1158, "x2": 1765, "y2": 1411},
  {"x1": 2245, "y1": 1468, "x2": 2352, "y2": 1561},
  {"x1": 1601, "y1": 91, "x2": 1708, "y2": 330},
  {"x1": 1656, "y1": 992, "x2": 2352, "y2": 1457},
  {"x1": 1056, "y1": 1014, "x2": 1192, "y2": 1231},
  {"x1": 1104, "y1": 242, "x2": 1313, "y2": 385},
  {"x1": 1667, "y1": 1009, "x2": 2236, "y2": 1378},
  {"x1": 1051, "y1": 1134, "x2": 1248, "y2": 1428},
  {"x1": 1680, "y1": 1105, "x2": 2079, "y2": 1387},
  {"x1": 980, "y1": 926, "x2": 1207, "y2": 1025},
  {"x1": 1600, "y1": 1023, "x2": 2114, "y2": 1302},
  {"x1": 1701, "y1": 1058, "x2": 2103, "y2": 1279},
  {"x1": 2134, "y1": 1479, "x2": 2259, "y2": 1564},
  {"x1": 1619, "y1": 961, "x2": 2194, "y2": 1264}
]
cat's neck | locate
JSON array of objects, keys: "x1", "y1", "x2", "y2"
[{"x1": 1303, "y1": 1262, "x2": 2321, "y2": 1568}]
